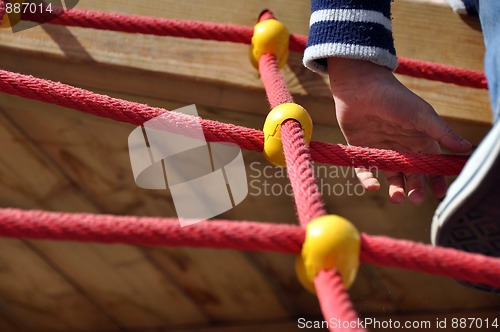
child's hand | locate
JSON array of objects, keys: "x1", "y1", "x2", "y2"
[{"x1": 328, "y1": 58, "x2": 472, "y2": 205}]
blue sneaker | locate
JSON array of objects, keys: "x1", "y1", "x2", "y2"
[{"x1": 431, "y1": 122, "x2": 500, "y2": 292}]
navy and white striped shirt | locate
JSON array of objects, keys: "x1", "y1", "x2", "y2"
[{"x1": 303, "y1": 0, "x2": 478, "y2": 74}]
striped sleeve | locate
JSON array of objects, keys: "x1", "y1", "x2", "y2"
[
  {"x1": 447, "y1": 0, "x2": 478, "y2": 16},
  {"x1": 303, "y1": 0, "x2": 397, "y2": 74}
]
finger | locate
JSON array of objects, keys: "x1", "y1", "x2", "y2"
[
  {"x1": 355, "y1": 167, "x2": 380, "y2": 191},
  {"x1": 406, "y1": 173, "x2": 426, "y2": 205},
  {"x1": 417, "y1": 105, "x2": 472, "y2": 152},
  {"x1": 429, "y1": 174, "x2": 447, "y2": 198},
  {"x1": 421, "y1": 141, "x2": 447, "y2": 199},
  {"x1": 385, "y1": 171, "x2": 406, "y2": 204}
]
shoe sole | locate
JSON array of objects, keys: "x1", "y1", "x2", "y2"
[{"x1": 431, "y1": 123, "x2": 500, "y2": 292}]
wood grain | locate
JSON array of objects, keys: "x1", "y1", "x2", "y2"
[{"x1": 0, "y1": 239, "x2": 117, "y2": 331}]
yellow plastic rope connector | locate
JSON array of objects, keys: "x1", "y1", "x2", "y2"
[
  {"x1": 263, "y1": 103, "x2": 313, "y2": 166},
  {"x1": 250, "y1": 18, "x2": 290, "y2": 69},
  {"x1": 295, "y1": 214, "x2": 360, "y2": 293},
  {"x1": 1, "y1": 0, "x2": 22, "y2": 28}
]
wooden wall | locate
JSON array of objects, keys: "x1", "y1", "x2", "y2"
[{"x1": 0, "y1": 0, "x2": 497, "y2": 331}]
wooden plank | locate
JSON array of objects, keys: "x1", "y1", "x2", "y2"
[
  {"x1": 28, "y1": 241, "x2": 208, "y2": 327},
  {"x1": 0, "y1": 0, "x2": 491, "y2": 134},
  {"x1": 393, "y1": 0, "x2": 484, "y2": 70},
  {"x1": 0, "y1": 303, "x2": 29, "y2": 332},
  {"x1": 0, "y1": 239, "x2": 116, "y2": 331},
  {"x1": 0, "y1": 102, "x2": 209, "y2": 329},
  {"x1": 365, "y1": 264, "x2": 500, "y2": 313},
  {"x1": 246, "y1": 252, "x2": 322, "y2": 317},
  {"x1": 145, "y1": 247, "x2": 291, "y2": 322},
  {"x1": 392, "y1": 1, "x2": 492, "y2": 127},
  {"x1": 0, "y1": 107, "x2": 98, "y2": 212},
  {"x1": 0, "y1": 109, "x2": 119, "y2": 331},
  {"x1": 0, "y1": 93, "x2": 176, "y2": 217}
]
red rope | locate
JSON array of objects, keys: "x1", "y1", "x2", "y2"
[
  {"x1": 258, "y1": 10, "x2": 276, "y2": 22},
  {"x1": 18, "y1": 7, "x2": 487, "y2": 89},
  {"x1": 0, "y1": 69, "x2": 263, "y2": 151},
  {"x1": 258, "y1": 53, "x2": 294, "y2": 108},
  {"x1": 0, "y1": 208, "x2": 303, "y2": 252},
  {"x1": 257, "y1": 23, "x2": 359, "y2": 330},
  {"x1": 397, "y1": 57, "x2": 488, "y2": 89},
  {"x1": 310, "y1": 143, "x2": 467, "y2": 176},
  {"x1": 0, "y1": 1, "x2": 5, "y2": 20},
  {"x1": 315, "y1": 270, "x2": 366, "y2": 332},
  {"x1": 0, "y1": 208, "x2": 498, "y2": 288},
  {"x1": 360, "y1": 234, "x2": 500, "y2": 289},
  {"x1": 0, "y1": 69, "x2": 468, "y2": 175},
  {"x1": 22, "y1": 7, "x2": 254, "y2": 43},
  {"x1": 258, "y1": 51, "x2": 326, "y2": 226},
  {"x1": 281, "y1": 120, "x2": 326, "y2": 226}
]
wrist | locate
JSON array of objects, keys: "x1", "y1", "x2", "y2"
[
  {"x1": 327, "y1": 58, "x2": 397, "y2": 108},
  {"x1": 328, "y1": 58, "x2": 393, "y2": 88}
]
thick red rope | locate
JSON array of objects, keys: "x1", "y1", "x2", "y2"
[
  {"x1": 258, "y1": 15, "x2": 357, "y2": 329},
  {"x1": 281, "y1": 120, "x2": 327, "y2": 227},
  {"x1": 315, "y1": 270, "x2": 366, "y2": 332},
  {"x1": 0, "y1": 208, "x2": 303, "y2": 252},
  {"x1": 257, "y1": 23, "x2": 360, "y2": 330},
  {"x1": 397, "y1": 57, "x2": 487, "y2": 89},
  {"x1": 18, "y1": 6, "x2": 487, "y2": 89},
  {"x1": 0, "y1": 1, "x2": 5, "y2": 20},
  {"x1": 0, "y1": 69, "x2": 468, "y2": 175},
  {"x1": 360, "y1": 234, "x2": 500, "y2": 289},
  {"x1": 0, "y1": 208, "x2": 499, "y2": 288},
  {"x1": 22, "y1": 6, "x2": 254, "y2": 43},
  {"x1": 258, "y1": 51, "x2": 327, "y2": 226},
  {"x1": 258, "y1": 53, "x2": 294, "y2": 108}
]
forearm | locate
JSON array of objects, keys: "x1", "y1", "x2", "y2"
[{"x1": 303, "y1": 0, "x2": 397, "y2": 74}]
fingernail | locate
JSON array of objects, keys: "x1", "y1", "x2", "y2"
[
  {"x1": 460, "y1": 139, "x2": 472, "y2": 147},
  {"x1": 391, "y1": 192, "x2": 405, "y2": 204},
  {"x1": 409, "y1": 190, "x2": 424, "y2": 205},
  {"x1": 366, "y1": 181, "x2": 380, "y2": 191}
]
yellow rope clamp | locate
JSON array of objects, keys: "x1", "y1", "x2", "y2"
[
  {"x1": 249, "y1": 18, "x2": 290, "y2": 69},
  {"x1": 295, "y1": 215, "x2": 361, "y2": 293},
  {"x1": 263, "y1": 103, "x2": 313, "y2": 166},
  {"x1": 1, "y1": 0, "x2": 22, "y2": 28}
]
